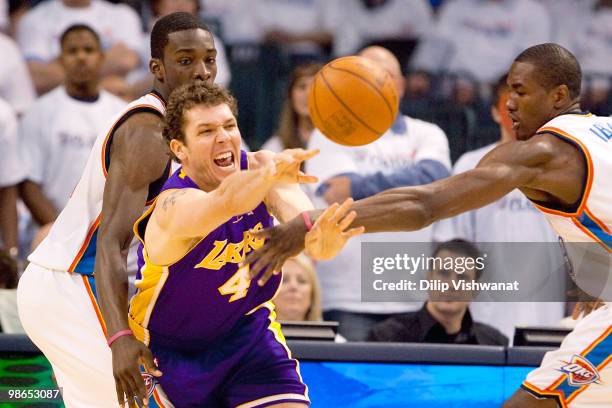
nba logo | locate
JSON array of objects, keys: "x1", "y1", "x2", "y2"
[{"x1": 558, "y1": 355, "x2": 601, "y2": 386}]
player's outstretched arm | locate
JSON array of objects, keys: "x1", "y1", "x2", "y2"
[
  {"x1": 94, "y1": 112, "x2": 169, "y2": 408},
  {"x1": 246, "y1": 134, "x2": 568, "y2": 276},
  {"x1": 150, "y1": 149, "x2": 318, "y2": 247}
]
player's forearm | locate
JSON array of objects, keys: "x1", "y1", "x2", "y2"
[
  {"x1": 0, "y1": 186, "x2": 19, "y2": 249},
  {"x1": 213, "y1": 165, "x2": 277, "y2": 217},
  {"x1": 94, "y1": 238, "x2": 130, "y2": 335},
  {"x1": 18, "y1": 181, "x2": 58, "y2": 225},
  {"x1": 348, "y1": 187, "x2": 433, "y2": 233}
]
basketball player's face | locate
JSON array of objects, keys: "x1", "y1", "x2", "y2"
[
  {"x1": 161, "y1": 29, "x2": 217, "y2": 90},
  {"x1": 180, "y1": 103, "x2": 241, "y2": 188},
  {"x1": 507, "y1": 62, "x2": 556, "y2": 141},
  {"x1": 60, "y1": 30, "x2": 103, "y2": 85}
]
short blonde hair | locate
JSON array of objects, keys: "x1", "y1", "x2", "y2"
[{"x1": 285, "y1": 253, "x2": 322, "y2": 321}]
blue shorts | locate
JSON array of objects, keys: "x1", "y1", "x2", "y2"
[{"x1": 144, "y1": 306, "x2": 309, "y2": 408}]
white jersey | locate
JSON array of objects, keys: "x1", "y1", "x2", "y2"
[
  {"x1": 28, "y1": 92, "x2": 168, "y2": 274},
  {"x1": 532, "y1": 113, "x2": 612, "y2": 248}
]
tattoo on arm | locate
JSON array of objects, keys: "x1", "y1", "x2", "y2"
[{"x1": 161, "y1": 190, "x2": 187, "y2": 212}]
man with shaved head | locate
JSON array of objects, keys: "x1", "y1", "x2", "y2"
[{"x1": 303, "y1": 46, "x2": 452, "y2": 341}]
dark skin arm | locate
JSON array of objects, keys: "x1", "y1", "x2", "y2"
[
  {"x1": 246, "y1": 133, "x2": 585, "y2": 283},
  {"x1": 0, "y1": 186, "x2": 19, "y2": 250},
  {"x1": 94, "y1": 112, "x2": 169, "y2": 408},
  {"x1": 18, "y1": 180, "x2": 57, "y2": 225}
]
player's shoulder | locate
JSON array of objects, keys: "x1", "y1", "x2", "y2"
[{"x1": 453, "y1": 143, "x2": 497, "y2": 174}]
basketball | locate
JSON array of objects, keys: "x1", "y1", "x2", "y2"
[{"x1": 308, "y1": 55, "x2": 399, "y2": 146}]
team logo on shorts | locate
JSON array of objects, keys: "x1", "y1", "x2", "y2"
[
  {"x1": 141, "y1": 373, "x2": 156, "y2": 397},
  {"x1": 558, "y1": 355, "x2": 601, "y2": 386}
]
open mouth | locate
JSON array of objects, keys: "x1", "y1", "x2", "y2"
[{"x1": 213, "y1": 151, "x2": 235, "y2": 168}]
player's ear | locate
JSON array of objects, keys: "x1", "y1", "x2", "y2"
[
  {"x1": 150, "y1": 58, "x2": 165, "y2": 82},
  {"x1": 553, "y1": 84, "x2": 571, "y2": 108},
  {"x1": 170, "y1": 139, "x2": 186, "y2": 162}
]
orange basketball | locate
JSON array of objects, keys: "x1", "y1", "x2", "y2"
[{"x1": 308, "y1": 55, "x2": 399, "y2": 146}]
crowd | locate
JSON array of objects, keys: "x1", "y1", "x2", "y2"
[{"x1": 1, "y1": 0, "x2": 609, "y2": 342}]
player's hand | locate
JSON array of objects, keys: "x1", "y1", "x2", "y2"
[
  {"x1": 243, "y1": 214, "x2": 311, "y2": 286},
  {"x1": 305, "y1": 198, "x2": 364, "y2": 260},
  {"x1": 321, "y1": 176, "x2": 352, "y2": 205},
  {"x1": 572, "y1": 300, "x2": 604, "y2": 320},
  {"x1": 111, "y1": 335, "x2": 162, "y2": 408},
  {"x1": 268, "y1": 149, "x2": 319, "y2": 185}
]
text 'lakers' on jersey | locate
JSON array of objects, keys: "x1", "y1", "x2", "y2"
[
  {"x1": 28, "y1": 91, "x2": 169, "y2": 275},
  {"x1": 128, "y1": 151, "x2": 280, "y2": 350},
  {"x1": 529, "y1": 112, "x2": 612, "y2": 251}
]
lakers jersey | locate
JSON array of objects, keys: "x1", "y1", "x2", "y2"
[
  {"x1": 28, "y1": 91, "x2": 170, "y2": 274},
  {"x1": 529, "y1": 112, "x2": 612, "y2": 251},
  {"x1": 128, "y1": 151, "x2": 280, "y2": 350}
]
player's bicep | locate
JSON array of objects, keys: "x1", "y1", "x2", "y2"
[
  {"x1": 153, "y1": 188, "x2": 235, "y2": 239},
  {"x1": 97, "y1": 115, "x2": 169, "y2": 247}
]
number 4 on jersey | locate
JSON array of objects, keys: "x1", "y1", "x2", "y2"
[{"x1": 218, "y1": 265, "x2": 252, "y2": 302}]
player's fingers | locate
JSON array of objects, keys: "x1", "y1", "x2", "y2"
[
  {"x1": 292, "y1": 148, "x2": 319, "y2": 162},
  {"x1": 333, "y1": 198, "x2": 354, "y2": 220},
  {"x1": 128, "y1": 371, "x2": 147, "y2": 408},
  {"x1": 316, "y1": 203, "x2": 339, "y2": 225},
  {"x1": 337, "y1": 210, "x2": 357, "y2": 231},
  {"x1": 296, "y1": 173, "x2": 318, "y2": 184},
  {"x1": 343, "y1": 226, "x2": 365, "y2": 238},
  {"x1": 116, "y1": 382, "x2": 126, "y2": 408},
  {"x1": 258, "y1": 267, "x2": 275, "y2": 287},
  {"x1": 140, "y1": 349, "x2": 162, "y2": 377}
]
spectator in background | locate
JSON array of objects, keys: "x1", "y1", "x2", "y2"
[
  {"x1": 333, "y1": 0, "x2": 433, "y2": 58},
  {"x1": 368, "y1": 240, "x2": 508, "y2": 346},
  {"x1": 255, "y1": 0, "x2": 336, "y2": 64},
  {"x1": 0, "y1": 97, "x2": 24, "y2": 261},
  {"x1": 128, "y1": 0, "x2": 231, "y2": 98},
  {"x1": 274, "y1": 254, "x2": 322, "y2": 322},
  {"x1": 306, "y1": 46, "x2": 451, "y2": 341},
  {"x1": 0, "y1": 248, "x2": 22, "y2": 333},
  {"x1": 18, "y1": 24, "x2": 125, "y2": 249},
  {"x1": 433, "y1": 75, "x2": 565, "y2": 341},
  {"x1": 410, "y1": 0, "x2": 550, "y2": 103},
  {"x1": 16, "y1": 0, "x2": 143, "y2": 96},
  {"x1": 0, "y1": 32, "x2": 36, "y2": 115},
  {"x1": 262, "y1": 62, "x2": 322, "y2": 152}
]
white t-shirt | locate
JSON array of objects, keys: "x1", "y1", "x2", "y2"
[
  {"x1": 18, "y1": 87, "x2": 126, "y2": 210},
  {"x1": 433, "y1": 143, "x2": 565, "y2": 341},
  {"x1": 0, "y1": 33, "x2": 36, "y2": 115},
  {"x1": 306, "y1": 115, "x2": 451, "y2": 313},
  {"x1": 253, "y1": 0, "x2": 339, "y2": 55},
  {"x1": 333, "y1": 0, "x2": 433, "y2": 56},
  {"x1": 575, "y1": 7, "x2": 612, "y2": 78},
  {"x1": 17, "y1": 0, "x2": 143, "y2": 62},
  {"x1": 413, "y1": 0, "x2": 551, "y2": 83},
  {"x1": 0, "y1": 98, "x2": 25, "y2": 188}
]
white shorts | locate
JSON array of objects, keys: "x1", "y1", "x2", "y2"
[
  {"x1": 523, "y1": 303, "x2": 612, "y2": 407},
  {"x1": 17, "y1": 263, "x2": 117, "y2": 408}
]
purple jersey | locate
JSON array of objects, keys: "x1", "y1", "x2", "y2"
[{"x1": 129, "y1": 150, "x2": 280, "y2": 350}]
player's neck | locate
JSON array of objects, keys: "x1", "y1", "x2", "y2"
[
  {"x1": 65, "y1": 82, "x2": 99, "y2": 101},
  {"x1": 426, "y1": 302, "x2": 465, "y2": 335},
  {"x1": 153, "y1": 81, "x2": 170, "y2": 105}
]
